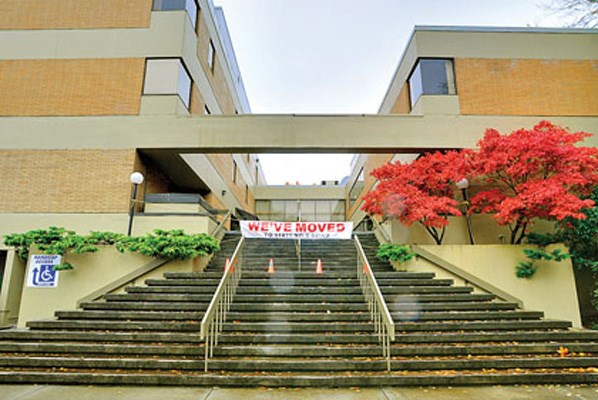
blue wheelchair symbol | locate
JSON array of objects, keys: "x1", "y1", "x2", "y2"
[{"x1": 31, "y1": 264, "x2": 58, "y2": 287}]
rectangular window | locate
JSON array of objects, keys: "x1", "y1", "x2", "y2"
[
  {"x1": 143, "y1": 58, "x2": 192, "y2": 109},
  {"x1": 208, "y1": 39, "x2": 216, "y2": 72},
  {"x1": 153, "y1": 0, "x2": 198, "y2": 29},
  {"x1": 408, "y1": 58, "x2": 455, "y2": 107},
  {"x1": 232, "y1": 159, "x2": 238, "y2": 184}
]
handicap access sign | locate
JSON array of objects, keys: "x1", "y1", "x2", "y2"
[{"x1": 26, "y1": 255, "x2": 61, "y2": 288}]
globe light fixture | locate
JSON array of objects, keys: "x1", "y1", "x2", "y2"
[
  {"x1": 456, "y1": 178, "x2": 475, "y2": 244},
  {"x1": 127, "y1": 172, "x2": 144, "y2": 236}
]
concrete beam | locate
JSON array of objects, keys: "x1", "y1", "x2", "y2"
[{"x1": 0, "y1": 114, "x2": 596, "y2": 153}]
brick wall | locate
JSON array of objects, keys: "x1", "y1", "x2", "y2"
[
  {"x1": 0, "y1": 150, "x2": 137, "y2": 213},
  {"x1": 0, "y1": 58, "x2": 145, "y2": 116},
  {"x1": 456, "y1": 58, "x2": 598, "y2": 116},
  {"x1": 0, "y1": 0, "x2": 152, "y2": 30}
]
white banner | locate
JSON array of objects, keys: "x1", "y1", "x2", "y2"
[{"x1": 240, "y1": 221, "x2": 353, "y2": 240}]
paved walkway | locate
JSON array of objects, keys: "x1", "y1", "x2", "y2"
[{"x1": 1, "y1": 385, "x2": 598, "y2": 400}]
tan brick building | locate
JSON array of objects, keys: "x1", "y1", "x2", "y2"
[{"x1": 0, "y1": 5, "x2": 596, "y2": 328}]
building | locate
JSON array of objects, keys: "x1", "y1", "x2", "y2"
[{"x1": 0, "y1": 1, "x2": 596, "y2": 327}]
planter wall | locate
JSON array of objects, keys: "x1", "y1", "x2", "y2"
[
  {"x1": 417, "y1": 244, "x2": 581, "y2": 327},
  {"x1": 17, "y1": 246, "x2": 209, "y2": 326}
]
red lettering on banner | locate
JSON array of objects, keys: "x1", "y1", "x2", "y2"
[
  {"x1": 337, "y1": 223, "x2": 345, "y2": 232},
  {"x1": 307, "y1": 223, "x2": 317, "y2": 233},
  {"x1": 260, "y1": 222, "x2": 269, "y2": 232},
  {"x1": 327, "y1": 223, "x2": 335, "y2": 232},
  {"x1": 296, "y1": 223, "x2": 307, "y2": 233},
  {"x1": 247, "y1": 222, "x2": 260, "y2": 232},
  {"x1": 317, "y1": 223, "x2": 327, "y2": 232},
  {"x1": 284, "y1": 223, "x2": 292, "y2": 232}
]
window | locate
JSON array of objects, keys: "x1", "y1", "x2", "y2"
[
  {"x1": 143, "y1": 58, "x2": 192, "y2": 108},
  {"x1": 232, "y1": 159, "x2": 238, "y2": 184},
  {"x1": 208, "y1": 39, "x2": 216, "y2": 72},
  {"x1": 153, "y1": 0, "x2": 198, "y2": 29},
  {"x1": 254, "y1": 200, "x2": 345, "y2": 222},
  {"x1": 408, "y1": 58, "x2": 455, "y2": 107}
]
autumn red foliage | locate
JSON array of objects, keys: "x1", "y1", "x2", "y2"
[
  {"x1": 362, "y1": 121, "x2": 598, "y2": 245},
  {"x1": 362, "y1": 151, "x2": 471, "y2": 244},
  {"x1": 469, "y1": 121, "x2": 598, "y2": 244}
]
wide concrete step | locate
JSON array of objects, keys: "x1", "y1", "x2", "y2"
[
  {"x1": 1, "y1": 370, "x2": 597, "y2": 386},
  {"x1": 5, "y1": 341, "x2": 595, "y2": 359},
  {"x1": 383, "y1": 294, "x2": 496, "y2": 303},
  {"x1": 231, "y1": 294, "x2": 367, "y2": 303},
  {"x1": 387, "y1": 302, "x2": 518, "y2": 312},
  {"x1": 394, "y1": 320, "x2": 572, "y2": 332},
  {"x1": 217, "y1": 333, "x2": 379, "y2": 345},
  {"x1": 0, "y1": 329, "x2": 203, "y2": 343},
  {"x1": 229, "y1": 303, "x2": 368, "y2": 312},
  {"x1": 393, "y1": 330, "x2": 598, "y2": 343},
  {"x1": 104, "y1": 293, "x2": 214, "y2": 302},
  {"x1": 214, "y1": 342, "x2": 598, "y2": 358},
  {"x1": 81, "y1": 301, "x2": 209, "y2": 311},
  {"x1": 26, "y1": 320, "x2": 202, "y2": 332},
  {"x1": 1, "y1": 355, "x2": 596, "y2": 372},
  {"x1": 220, "y1": 322, "x2": 375, "y2": 333},
  {"x1": 55, "y1": 310, "x2": 205, "y2": 321},
  {"x1": 225, "y1": 312, "x2": 370, "y2": 322},
  {"x1": 0, "y1": 342, "x2": 204, "y2": 356},
  {"x1": 391, "y1": 310, "x2": 544, "y2": 321},
  {"x1": 55, "y1": 310, "x2": 371, "y2": 323},
  {"x1": 164, "y1": 271, "x2": 435, "y2": 280}
]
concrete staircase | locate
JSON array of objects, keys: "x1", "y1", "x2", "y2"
[{"x1": 0, "y1": 232, "x2": 597, "y2": 386}]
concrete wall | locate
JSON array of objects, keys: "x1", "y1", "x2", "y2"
[
  {"x1": 0, "y1": 251, "x2": 25, "y2": 326},
  {"x1": 416, "y1": 244, "x2": 582, "y2": 327},
  {"x1": 389, "y1": 215, "x2": 555, "y2": 245}
]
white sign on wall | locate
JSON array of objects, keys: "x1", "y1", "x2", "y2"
[
  {"x1": 26, "y1": 255, "x2": 61, "y2": 288},
  {"x1": 240, "y1": 221, "x2": 353, "y2": 240}
]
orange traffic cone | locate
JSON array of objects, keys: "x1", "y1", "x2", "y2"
[
  {"x1": 267, "y1": 258, "x2": 275, "y2": 274},
  {"x1": 316, "y1": 258, "x2": 323, "y2": 274},
  {"x1": 224, "y1": 258, "x2": 231, "y2": 272}
]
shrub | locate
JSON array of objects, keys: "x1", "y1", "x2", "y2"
[
  {"x1": 3, "y1": 227, "x2": 220, "y2": 270},
  {"x1": 376, "y1": 243, "x2": 416, "y2": 264}
]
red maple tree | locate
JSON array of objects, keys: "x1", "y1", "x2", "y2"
[
  {"x1": 469, "y1": 121, "x2": 598, "y2": 244},
  {"x1": 362, "y1": 151, "x2": 471, "y2": 244}
]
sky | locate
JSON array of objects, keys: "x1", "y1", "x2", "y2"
[{"x1": 212, "y1": 0, "x2": 566, "y2": 185}]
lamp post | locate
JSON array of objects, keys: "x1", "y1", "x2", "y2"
[
  {"x1": 456, "y1": 178, "x2": 475, "y2": 245},
  {"x1": 127, "y1": 172, "x2": 144, "y2": 236}
]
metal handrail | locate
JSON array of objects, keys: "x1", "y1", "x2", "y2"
[
  {"x1": 200, "y1": 236, "x2": 245, "y2": 372},
  {"x1": 354, "y1": 235, "x2": 395, "y2": 371},
  {"x1": 295, "y1": 239, "x2": 302, "y2": 271},
  {"x1": 210, "y1": 210, "x2": 232, "y2": 240}
]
